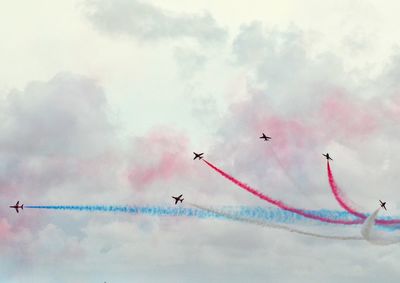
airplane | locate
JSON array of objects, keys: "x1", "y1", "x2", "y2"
[
  {"x1": 193, "y1": 152, "x2": 204, "y2": 160},
  {"x1": 9, "y1": 201, "x2": 24, "y2": 213},
  {"x1": 322, "y1": 153, "x2": 333, "y2": 161},
  {"x1": 259, "y1": 133, "x2": 271, "y2": 141},
  {"x1": 172, "y1": 194, "x2": 184, "y2": 205},
  {"x1": 379, "y1": 200, "x2": 387, "y2": 211}
]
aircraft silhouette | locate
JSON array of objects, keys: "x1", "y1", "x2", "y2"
[
  {"x1": 193, "y1": 152, "x2": 204, "y2": 160},
  {"x1": 259, "y1": 133, "x2": 271, "y2": 141},
  {"x1": 10, "y1": 201, "x2": 23, "y2": 213},
  {"x1": 323, "y1": 153, "x2": 333, "y2": 161},
  {"x1": 379, "y1": 200, "x2": 387, "y2": 211},
  {"x1": 172, "y1": 194, "x2": 184, "y2": 205}
]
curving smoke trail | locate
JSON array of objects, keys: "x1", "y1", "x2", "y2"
[
  {"x1": 24, "y1": 205, "x2": 351, "y2": 224},
  {"x1": 327, "y1": 161, "x2": 400, "y2": 225},
  {"x1": 327, "y1": 161, "x2": 365, "y2": 218},
  {"x1": 361, "y1": 208, "x2": 400, "y2": 245},
  {"x1": 189, "y1": 202, "x2": 363, "y2": 241},
  {"x1": 202, "y1": 159, "x2": 363, "y2": 225}
]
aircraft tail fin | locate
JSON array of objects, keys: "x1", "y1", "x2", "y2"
[
  {"x1": 21, "y1": 204, "x2": 24, "y2": 210},
  {"x1": 180, "y1": 199, "x2": 184, "y2": 203}
]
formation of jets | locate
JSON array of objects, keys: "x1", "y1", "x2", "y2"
[
  {"x1": 9, "y1": 201, "x2": 23, "y2": 213},
  {"x1": 172, "y1": 194, "x2": 184, "y2": 205},
  {"x1": 9, "y1": 134, "x2": 391, "y2": 212}
]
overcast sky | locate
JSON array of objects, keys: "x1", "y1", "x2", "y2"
[{"x1": 1, "y1": 0, "x2": 400, "y2": 282}]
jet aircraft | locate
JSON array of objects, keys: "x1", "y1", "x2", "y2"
[
  {"x1": 323, "y1": 153, "x2": 333, "y2": 161},
  {"x1": 379, "y1": 200, "x2": 387, "y2": 211},
  {"x1": 260, "y1": 133, "x2": 271, "y2": 141},
  {"x1": 10, "y1": 201, "x2": 24, "y2": 213},
  {"x1": 193, "y1": 152, "x2": 204, "y2": 160},
  {"x1": 172, "y1": 194, "x2": 184, "y2": 205}
]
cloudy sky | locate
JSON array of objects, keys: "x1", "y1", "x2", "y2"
[{"x1": 2, "y1": 0, "x2": 400, "y2": 282}]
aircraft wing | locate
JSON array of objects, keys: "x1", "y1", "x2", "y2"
[{"x1": 15, "y1": 207, "x2": 19, "y2": 213}]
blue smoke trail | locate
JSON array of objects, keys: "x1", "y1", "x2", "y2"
[{"x1": 26, "y1": 205, "x2": 362, "y2": 225}]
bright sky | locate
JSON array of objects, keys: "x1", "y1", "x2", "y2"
[{"x1": 1, "y1": 1, "x2": 400, "y2": 282}]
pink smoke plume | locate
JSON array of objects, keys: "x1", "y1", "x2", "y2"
[
  {"x1": 127, "y1": 128, "x2": 191, "y2": 189},
  {"x1": 129, "y1": 152, "x2": 187, "y2": 186},
  {"x1": 202, "y1": 159, "x2": 362, "y2": 225},
  {"x1": 327, "y1": 161, "x2": 400, "y2": 225},
  {"x1": 0, "y1": 219, "x2": 11, "y2": 242},
  {"x1": 319, "y1": 92, "x2": 378, "y2": 139}
]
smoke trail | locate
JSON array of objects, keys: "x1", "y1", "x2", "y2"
[
  {"x1": 189, "y1": 202, "x2": 362, "y2": 240},
  {"x1": 26, "y1": 204, "x2": 362, "y2": 227},
  {"x1": 25, "y1": 205, "x2": 229, "y2": 219},
  {"x1": 327, "y1": 161, "x2": 365, "y2": 218},
  {"x1": 25, "y1": 205, "x2": 349, "y2": 224},
  {"x1": 202, "y1": 159, "x2": 363, "y2": 225},
  {"x1": 361, "y1": 208, "x2": 400, "y2": 245},
  {"x1": 327, "y1": 161, "x2": 400, "y2": 225}
]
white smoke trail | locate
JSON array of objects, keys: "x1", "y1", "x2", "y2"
[
  {"x1": 188, "y1": 202, "x2": 362, "y2": 241},
  {"x1": 361, "y1": 208, "x2": 400, "y2": 245}
]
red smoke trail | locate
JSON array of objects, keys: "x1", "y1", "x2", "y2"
[
  {"x1": 202, "y1": 159, "x2": 362, "y2": 225},
  {"x1": 327, "y1": 161, "x2": 400, "y2": 225},
  {"x1": 326, "y1": 161, "x2": 365, "y2": 218}
]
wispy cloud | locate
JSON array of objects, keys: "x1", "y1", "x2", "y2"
[{"x1": 85, "y1": 0, "x2": 227, "y2": 45}]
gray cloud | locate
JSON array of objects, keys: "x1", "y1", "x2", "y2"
[
  {"x1": 85, "y1": 0, "x2": 227, "y2": 45},
  {"x1": 0, "y1": 73, "x2": 136, "y2": 282},
  {"x1": 232, "y1": 22, "x2": 348, "y2": 115},
  {"x1": 206, "y1": 22, "x2": 400, "y2": 221},
  {"x1": 1, "y1": 73, "x2": 114, "y2": 158},
  {"x1": 5, "y1": 15, "x2": 400, "y2": 283},
  {"x1": 0, "y1": 73, "x2": 124, "y2": 237}
]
